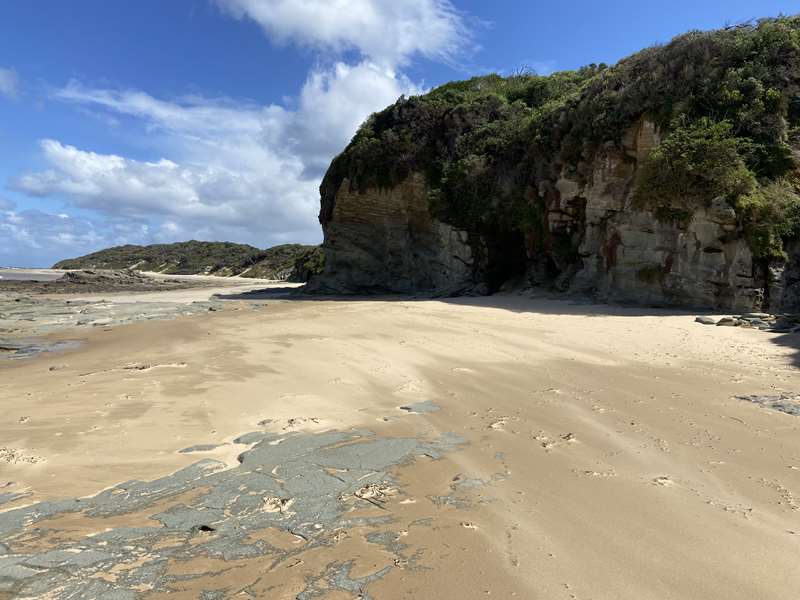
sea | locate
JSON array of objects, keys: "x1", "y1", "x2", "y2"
[{"x1": 0, "y1": 268, "x2": 65, "y2": 282}]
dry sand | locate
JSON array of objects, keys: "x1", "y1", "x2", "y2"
[{"x1": 0, "y1": 292, "x2": 798, "y2": 598}]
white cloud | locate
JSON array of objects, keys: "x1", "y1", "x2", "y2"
[
  {"x1": 0, "y1": 208, "x2": 103, "y2": 263},
  {"x1": 0, "y1": 203, "x2": 165, "y2": 267},
  {"x1": 55, "y1": 82, "x2": 274, "y2": 137},
  {"x1": 13, "y1": 60, "x2": 421, "y2": 246},
  {"x1": 9, "y1": 0, "x2": 472, "y2": 256},
  {"x1": 13, "y1": 137, "x2": 320, "y2": 239},
  {"x1": 290, "y1": 61, "x2": 422, "y2": 174},
  {"x1": 0, "y1": 67, "x2": 17, "y2": 99},
  {"x1": 215, "y1": 0, "x2": 469, "y2": 68}
]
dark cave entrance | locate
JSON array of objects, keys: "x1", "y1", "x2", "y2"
[{"x1": 484, "y1": 228, "x2": 529, "y2": 292}]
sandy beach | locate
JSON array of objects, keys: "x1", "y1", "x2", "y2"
[
  {"x1": 0, "y1": 286, "x2": 798, "y2": 598},
  {"x1": 6, "y1": 3, "x2": 800, "y2": 599}
]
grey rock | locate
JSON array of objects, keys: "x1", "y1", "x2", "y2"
[
  {"x1": 695, "y1": 316, "x2": 717, "y2": 325},
  {"x1": 716, "y1": 317, "x2": 739, "y2": 327},
  {"x1": 736, "y1": 393, "x2": 800, "y2": 416},
  {"x1": 178, "y1": 443, "x2": 223, "y2": 454},
  {"x1": 0, "y1": 428, "x2": 467, "y2": 598},
  {"x1": 309, "y1": 173, "x2": 476, "y2": 295}
]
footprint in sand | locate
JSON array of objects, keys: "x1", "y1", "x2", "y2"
[
  {"x1": 651, "y1": 476, "x2": 675, "y2": 487},
  {"x1": 573, "y1": 468, "x2": 617, "y2": 478},
  {"x1": 0, "y1": 447, "x2": 43, "y2": 465},
  {"x1": 532, "y1": 431, "x2": 577, "y2": 450},
  {"x1": 489, "y1": 418, "x2": 508, "y2": 431},
  {"x1": 122, "y1": 362, "x2": 187, "y2": 372},
  {"x1": 283, "y1": 417, "x2": 321, "y2": 430}
]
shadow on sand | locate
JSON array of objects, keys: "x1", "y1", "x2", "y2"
[
  {"x1": 213, "y1": 285, "x2": 717, "y2": 318},
  {"x1": 214, "y1": 285, "x2": 800, "y2": 369},
  {"x1": 763, "y1": 331, "x2": 800, "y2": 368}
]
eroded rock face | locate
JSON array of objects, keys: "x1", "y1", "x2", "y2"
[
  {"x1": 312, "y1": 173, "x2": 476, "y2": 294},
  {"x1": 576, "y1": 201, "x2": 759, "y2": 310},
  {"x1": 314, "y1": 119, "x2": 782, "y2": 310},
  {"x1": 560, "y1": 123, "x2": 762, "y2": 310}
]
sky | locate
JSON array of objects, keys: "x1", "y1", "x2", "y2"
[{"x1": 1, "y1": 1, "x2": 798, "y2": 267}]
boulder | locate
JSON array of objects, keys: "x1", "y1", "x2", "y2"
[
  {"x1": 716, "y1": 317, "x2": 739, "y2": 327},
  {"x1": 741, "y1": 313, "x2": 772, "y2": 320},
  {"x1": 695, "y1": 316, "x2": 717, "y2": 325}
]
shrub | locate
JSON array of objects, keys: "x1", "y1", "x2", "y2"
[
  {"x1": 321, "y1": 16, "x2": 800, "y2": 263},
  {"x1": 736, "y1": 181, "x2": 800, "y2": 259},
  {"x1": 634, "y1": 117, "x2": 756, "y2": 207}
]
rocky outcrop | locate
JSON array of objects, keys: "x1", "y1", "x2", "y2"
[
  {"x1": 770, "y1": 240, "x2": 800, "y2": 312},
  {"x1": 561, "y1": 122, "x2": 763, "y2": 310},
  {"x1": 311, "y1": 18, "x2": 800, "y2": 309},
  {"x1": 315, "y1": 118, "x2": 776, "y2": 310},
  {"x1": 313, "y1": 173, "x2": 476, "y2": 294}
]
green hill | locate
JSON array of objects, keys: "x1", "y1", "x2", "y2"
[{"x1": 53, "y1": 241, "x2": 324, "y2": 281}]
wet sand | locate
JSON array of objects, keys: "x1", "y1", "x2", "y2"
[
  {"x1": 0, "y1": 273, "x2": 292, "y2": 359},
  {"x1": 0, "y1": 292, "x2": 799, "y2": 598}
]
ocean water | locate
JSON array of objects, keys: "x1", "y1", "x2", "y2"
[{"x1": 0, "y1": 269, "x2": 64, "y2": 282}]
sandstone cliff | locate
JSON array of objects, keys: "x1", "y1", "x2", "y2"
[
  {"x1": 316, "y1": 173, "x2": 474, "y2": 294},
  {"x1": 313, "y1": 17, "x2": 800, "y2": 311}
]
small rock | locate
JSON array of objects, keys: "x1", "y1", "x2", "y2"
[
  {"x1": 695, "y1": 316, "x2": 717, "y2": 325},
  {"x1": 741, "y1": 312, "x2": 772, "y2": 320},
  {"x1": 741, "y1": 316, "x2": 767, "y2": 323},
  {"x1": 193, "y1": 525, "x2": 216, "y2": 534}
]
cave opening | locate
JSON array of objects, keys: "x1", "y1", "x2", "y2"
[{"x1": 484, "y1": 228, "x2": 529, "y2": 292}]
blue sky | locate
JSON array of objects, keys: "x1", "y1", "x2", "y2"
[{"x1": 1, "y1": 0, "x2": 798, "y2": 267}]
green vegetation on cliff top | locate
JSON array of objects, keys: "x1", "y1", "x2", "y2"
[
  {"x1": 322, "y1": 15, "x2": 800, "y2": 261},
  {"x1": 53, "y1": 241, "x2": 324, "y2": 281}
]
